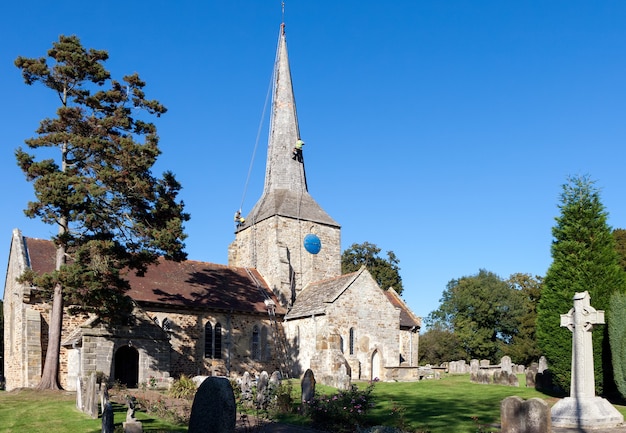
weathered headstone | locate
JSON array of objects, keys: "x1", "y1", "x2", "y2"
[
  {"x1": 550, "y1": 291, "x2": 624, "y2": 429},
  {"x1": 188, "y1": 376, "x2": 236, "y2": 433},
  {"x1": 525, "y1": 364, "x2": 537, "y2": 388},
  {"x1": 240, "y1": 371, "x2": 252, "y2": 402},
  {"x1": 256, "y1": 371, "x2": 270, "y2": 409},
  {"x1": 84, "y1": 373, "x2": 99, "y2": 419},
  {"x1": 301, "y1": 369, "x2": 316, "y2": 403},
  {"x1": 470, "y1": 359, "x2": 479, "y2": 383},
  {"x1": 537, "y1": 356, "x2": 547, "y2": 374},
  {"x1": 336, "y1": 363, "x2": 351, "y2": 390},
  {"x1": 101, "y1": 401, "x2": 114, "y2": 433},
  {"x1": 501, "y1": 396, "x2": 550, "y2": 433},
  {"x1": 501, "y1": 356, "x2": 512, "y2": 375},
  {"x1": 76, "y1": 376, "x2": 84, "y2": 411}
]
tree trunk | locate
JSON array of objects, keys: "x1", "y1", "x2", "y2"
[
  {"x1": 37, "y1": 215, "x2": 67, "y2": 390},
  {"x1": 36, "y1": 282, "x2": 63, "y2": 390}
]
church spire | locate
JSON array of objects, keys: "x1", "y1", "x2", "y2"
[
  {"x1": 243, "y1": 23, "x2": 338, "y2": 227},
  {"x1": 263, "y1": 23, "x2": 307, "y2": 194}
]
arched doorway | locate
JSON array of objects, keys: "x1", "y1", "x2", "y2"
[
  {"x1": 371, "y1": 350, "x2": 381, "y2": 381},
  {"x1": 115, "y1": 345, "x2": 139, "y2": 388}
]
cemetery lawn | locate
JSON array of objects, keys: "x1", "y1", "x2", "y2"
[
  {"x1": 367, "y1": 375, "x2": 626, "y2": 433},
  {"x1": 279, "y1": 374, "x2": 626, "y2": 433},
  {"x1": 0, "y1": 388, "x2": 187, "y2": 433}
]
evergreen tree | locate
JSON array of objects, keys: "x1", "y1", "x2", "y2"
[
  {"x1": 536, "y1": 175, "x2": 626, "y2": 394},
  {"x1": 14, "y1": 35, "x2": 189, "y2": 389},
  {"x1": 609, "y1": 291, "x2": 626, "y2": 398},
  {"x1": 341, "y1": 242, "x2": 403, "y2": 294}
]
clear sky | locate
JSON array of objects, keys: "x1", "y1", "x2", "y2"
[{"x1": 2, "y1": 1, "x2": 626, "y2": 322}]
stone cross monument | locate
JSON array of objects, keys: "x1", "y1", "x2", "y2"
[{"x1": 551, "y1": 291, "x2": 624, "y2": 428}]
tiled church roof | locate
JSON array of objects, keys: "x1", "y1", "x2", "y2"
[
  {"x1": 22, "y1": 236, "x2": 285, "y2": 315},
  {"x1": 285, "y1": 267, "x2": 420, "y2": 330},
  {"x1": 383, "y1": 288, "x2": 422, "y2": 329},
  {"x1": 285, "y1": 271, "x2": 360, "y2": 320}
]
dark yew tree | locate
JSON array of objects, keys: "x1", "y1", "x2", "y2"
[
  {"x1": 15, "y1": 35, "x2": 189, "y2": 389},
  {"x1": 341, "y1": 242, "x2": 403, "y2": 294},
  {"x1": 536, "y1": 175, "x2": 626, "y2": 395}
]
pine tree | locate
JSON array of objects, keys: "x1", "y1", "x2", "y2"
[
  {"x1": 14, "y1": 35, "x2": 189, "y2": 389},
  {"x1": 536, "y1": 175, "x2": 626, "y2": 394}
]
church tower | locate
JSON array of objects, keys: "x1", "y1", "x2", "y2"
[{"x1": 228, "y1": 23, "x2": 341, "y2": 308}]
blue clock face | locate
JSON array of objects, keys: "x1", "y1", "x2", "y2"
[{"x1": 303, "y1": 234, "x2": 322, "y2": 254}]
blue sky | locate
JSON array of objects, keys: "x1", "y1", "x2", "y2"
[{"x1": 2, "y1": 1, "x2": 626, "y2": 321}]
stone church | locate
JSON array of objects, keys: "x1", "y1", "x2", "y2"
[{"x1": 3, "y1": 23, "x2": 421, "y2": 391}]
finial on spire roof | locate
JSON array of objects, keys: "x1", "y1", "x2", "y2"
[{"x1": 282, "y1": 1, "x2": 285, "y2": 25}]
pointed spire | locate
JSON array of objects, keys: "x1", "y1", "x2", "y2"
[
  {"x1": 263, "y1": 23, "x2": 307, "y2": 193},
  {"x1": 244, "y1": 24, "x2": 338, "y2": 228}
]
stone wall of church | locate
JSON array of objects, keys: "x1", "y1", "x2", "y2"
[
  {"x1": 399, "y1": 328, "x2": 419, "y2": 367},
  {"x1": 228, "y1": 216, "x2": 341, "y2": 308},
  {"x1": 144, "y1": 308, "x2": 281, "y2": 379},
  {"x1": 325, "y1": 272, "x2": 401, "y2": 381},
  {"x1": 284, "y1": 271, "x2": 402, "y2": 382},
  {"x1": 284, "y1": 314, "x2": 327, "y2": 376}
]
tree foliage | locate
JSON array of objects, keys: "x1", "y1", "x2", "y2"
[
  {"x1": 536, "y1": 175, "x2": 626, "y2": 395},
  {"x1": 14, "y1": 35, "x2": 189, "y2": 389},
  {"x1": 426, "y1": 269, "x2": 524, "y2": 363},
  {"x1": 609, "y1": 291, "x2": 626, "y2": 399},
  {"x1": 341, "y1": 242, "x2": 403, "y2": 294},
  {"x1": 418, "y1": 322, "x2": 466, "y2": 365},
  {"x1": 502, "y1": 273, "x2": 543, "y2": 366}
]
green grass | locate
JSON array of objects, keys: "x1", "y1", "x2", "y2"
[
  {"x1": 0, "y1": 389, "x2": 187, "y2": 433},
  {"x1": 3, "y1": 376, "x2": 626, "y2": 433},
  {"x1": 368, "y1": 375, "x2": 626, "y2": 433}
]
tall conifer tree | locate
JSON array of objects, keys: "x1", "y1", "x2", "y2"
[
  {"x1": 537, "y1": 175, "x2": 626, "y2": 394},
  {"x1": 14, "y1": 35, "x2": 189, "y2": 389}
]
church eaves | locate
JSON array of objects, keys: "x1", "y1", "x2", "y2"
[{"x1": 243, "y1": 24, "x2": 338, "y2": 228}]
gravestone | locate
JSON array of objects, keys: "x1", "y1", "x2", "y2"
[
  {"x1": 188, "y1": 376, "x2": 236, "y2": 433},
  {"x1": 76, "y1": 376, "x2": 83, "y2": 411},
  {"x1": 537, "y1": 356, "x2": 547, "y2": 374},
  {"x1": 256, "y1": 371, "x2": 269, "y2": 409},
  {"x1": 501, "y1": 396, "x2": 550, "y2": 433},
  {"x1": 550, "y1": 291, "x2": 624, "y2": 429},
  {"x1": 84, "y1": 373, "x2": 99, "y2": 419},
  {"x1": 101, "y1": 401, "x2": 114, "y2": 433},
  {"x1": 301, "y1": 369, "x2": 316, "y2": 403},
  {"x1": 240, "y1": 371, "x2": 252, "y2": 402},
  {"x1": 470, "y1": 359, "x2": 479, "y2": 383},
  {"x1": 525, "y1": 363, "x2": 538, "y2": 388},
  {"x1": 501, "y1": 356, "x2": 512, "y2": 374}
]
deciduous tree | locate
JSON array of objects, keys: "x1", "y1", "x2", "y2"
[
  {"x1": 418, "y1": 322, "x2": 465, "y2": 365},
  {"x1": 341, "y1": 242, "x2": 403, "y2": 294},
  {"x1": 536, "y1": 175, "x2": 626, "y2": 394},
  {"x1": 15, "y1": 35, "x2": 189, "y2": 389},
  {"x1": 427, "y1": 269, "x2": 524, "y2": 362},
  {"x1": 502, "y1": 273, "x2": 542, "y2": 366}
]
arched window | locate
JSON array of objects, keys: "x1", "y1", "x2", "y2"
[
  {"x1": 252, "y1": 325, "x2": 260, "y2": 360},
  {"x1": 162, "y1": 317, "x2": 172, "y2": 332},
  {"x1": 204, "y1": 322, "x2": 213, "y2": 358},
  {"x1": 340, "y1": 335, "x2": 344, "y2": 353},
  {"x1": 261, "y1": 326, "x2": 270, "y2": 361},
  {"x1": 349, "y1": 328, "x2": 355, "y2": 355},
  {"x1": 214, "y1": 323, "x2": 222, "y2": 359}
]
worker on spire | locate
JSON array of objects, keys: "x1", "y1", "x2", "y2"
[{"x1": 292, "y1": 138, "x2": 304, "y2": 162}]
